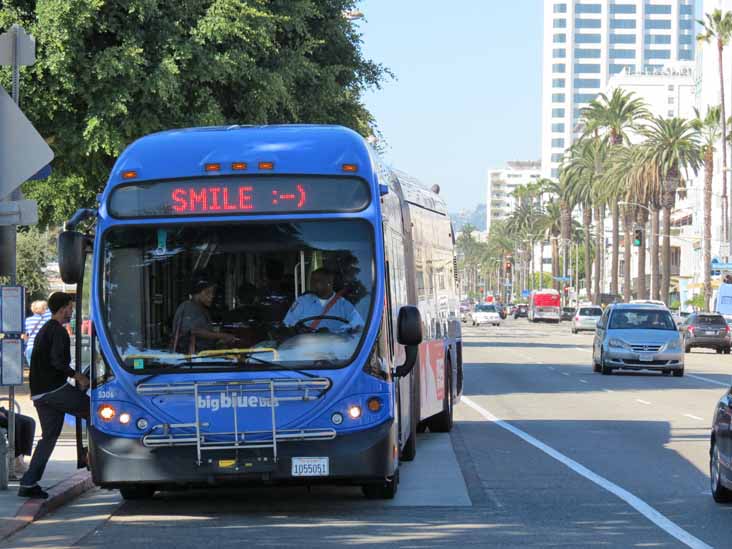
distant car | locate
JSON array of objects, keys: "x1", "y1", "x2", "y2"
[
  {"x1": 592, "y1": 303, "x2": 684, "y2": 376},
  {"x1": 561, "y1": 307, "x2": 575, "y2": 321},
  {"x1": 460, "y1": 302, "x2": 471, "y2": 323},
  {"x1": 471, "y1": 304, "x2": 501, "y2": 326},
  {"x1": 679, "y1": 313, "x2": 731, "y2": 354},
  {"x1": 496, "y1": 304, "x2": 507, "y2": 320},
  {"x1": 514, "y1": 304, "x2": 528, "y2": 319},
  {"x1": 571, "y1": 306, "x2": 603, "y2": 334},
  {"x1": 710, "y1": 391, "x2": 732, "y2": 503}
]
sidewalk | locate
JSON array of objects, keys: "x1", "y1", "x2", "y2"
[{"x1": 0, "y1": 375, "x2": 93, "y2": 541}]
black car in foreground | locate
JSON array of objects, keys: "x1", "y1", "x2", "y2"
[
  {"x1": 514, "y1": 304, "x2": 528, "y2": 318},
  {"x1": 679, "y1": 313, "x2": 731, "y2": 354},
  {"x1": 711, "y1": 389, "x2": 732, "y2": 502},
  {"x1": 561, "y1": 307, "x2": 575, "y2": 321}
]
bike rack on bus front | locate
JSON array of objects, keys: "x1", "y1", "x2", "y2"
[{"x1": 137, "y1": 378, "x2": 334, "y2": 466}]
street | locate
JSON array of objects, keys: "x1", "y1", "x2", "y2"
[{"x1": 3, "y1": 319, "x2": 731, "y2": 548}]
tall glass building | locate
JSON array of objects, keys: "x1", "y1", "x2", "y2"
[{"x1": 541, "y1": 0, "x2": 696, "y2": 178}]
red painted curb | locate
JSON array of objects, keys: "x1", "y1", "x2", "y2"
[{"x1": 0, "y1": 470, "x2": 93, "y2": 542}]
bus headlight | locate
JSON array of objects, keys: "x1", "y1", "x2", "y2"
[
  {"x1": 348, "y1": 405, "x2": 362, "y2": 419},
  {"x1": 98, "y1": 404, "x2": 116, "y2": 422},
  {"x1": 119, "y1": 412, "x2": 131, "y2": 425}
]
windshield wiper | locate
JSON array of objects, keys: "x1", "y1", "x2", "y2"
[{"x1": 241, "y1": 353, "x2": 320, "y2": 379}]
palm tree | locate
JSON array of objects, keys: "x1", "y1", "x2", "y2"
[
  {"x1": 543, "y1": 176, "x2": 575, "y2": 288},
  {"x1": 692, "y1": 106, "x2": 722, "y2": 311},
  {"x1": 698, "y1": 10, "x2": 732, "y2": 246},
  {"x1": 580, "y1": 89, "x2": 650, "y2": 297},
  {"x1": 562, "y1": 139, "x2": 608, "y2": 303},
  {"x1": 642, "y1": 117, "x2": 702, "y2": 304},
  {"x1": 537, "y1": 200, "x2": 563, "y2": 291},
  {"x1": 621, "y1": 145, "x2": 662, "y2": 301}
]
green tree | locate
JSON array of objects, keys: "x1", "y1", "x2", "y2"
[
  {"x1": 0, "y1": 0, "x2": 389, "y2": 226},
  {"x1": 698, "y1": 9, "x2": 732, "y2": 244},
  {"x1": 16, "y1": 228, "x2": 49, "y2": 301},
  {"x1": 641, "y1": 117, "x2": 702, "y2": 304},
  {"x1": 692, "y1": 106, "x2": 722, "y2": 311},
  {"x1": 580, "y1": 89, "x2": 649, "y2": 297}
]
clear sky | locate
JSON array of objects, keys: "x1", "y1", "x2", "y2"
[{"x1": 358, "y1": 1, "x2": 544, "y2": 212}]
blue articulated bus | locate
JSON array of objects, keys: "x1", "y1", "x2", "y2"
[{"x1": 58, "y1": 125, "x2": 462, "y2": 500}]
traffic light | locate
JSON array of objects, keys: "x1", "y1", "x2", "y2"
[
  {"x1": 633, "y1": 227, "x2": 643, "y2": 247},
  {"x1": 505, "y1": 262, "x2": 512, "y2": 271}
]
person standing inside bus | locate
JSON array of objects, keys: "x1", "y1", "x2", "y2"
[
  {"x1": 23, "y1": 300, "x2": 51, "y2": 365},
  {"x1": 18, "y1": 292, "x2": 90, "y2": 499},
  {"x1": 172, "y1": 274, "x2": 238, "y2": 354},
  {"x1": 283, "y1": 268, "x2": 364, "y2": 333}
]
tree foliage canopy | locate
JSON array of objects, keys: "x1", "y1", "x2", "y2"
[{"x1": 0, "y1": 0, "x2": 389, "y2": 226}]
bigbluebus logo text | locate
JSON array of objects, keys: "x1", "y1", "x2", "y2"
[{"x1": 197, "y1": 393, "x2": 280, "y2": 411}]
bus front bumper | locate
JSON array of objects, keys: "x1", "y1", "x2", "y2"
[{"x1": 89, "y1": 419, "x2": 397, "y2": 488}]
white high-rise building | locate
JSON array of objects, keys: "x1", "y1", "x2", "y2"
[
  {"x1": 541, "y1": 0, "x2": 696, "y2": 178},
  {"x1": 486, "y1": 161, "x2": 541, "y2": 234}
]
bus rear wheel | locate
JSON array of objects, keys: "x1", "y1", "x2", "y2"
[
  {"x1": 362, "y1": 470, "x2": 399, "y2": 500},
  {"x1": 400, "y1": 370, "x2": 418, "y2": 462},
  {"x1": 427, "y1": 360, "x2": 453, "y2": 433},
  {"x1": 119, "y1": 485, "x2": 157, "y2": 500}
]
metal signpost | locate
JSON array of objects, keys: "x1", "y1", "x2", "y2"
[{"x1": 0, "y1": 24, "x2": 53, "y2": 484}]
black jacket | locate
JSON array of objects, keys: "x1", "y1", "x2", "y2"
[{"x1": 29, "y1": 319, "x2": 75, "y2": 397}]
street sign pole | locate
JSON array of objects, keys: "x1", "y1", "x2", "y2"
[
  {"x1": 0, "y1": 24, "x2": 39, "y2": 483},
  {"x1": 1, "y1": 25, "x2": 21, "y2": 482}
]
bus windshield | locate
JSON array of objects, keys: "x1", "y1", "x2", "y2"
[{"x1": 101, "y1": 220, "x2": 374, "y2": 372}]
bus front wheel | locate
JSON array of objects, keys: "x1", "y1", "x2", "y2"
[
  {"x1": 119, "y1": 485, "x2": 157, "y2": 500},
  {"x1": 362, "y1": 470, "x2": 399, "y2": 500}
]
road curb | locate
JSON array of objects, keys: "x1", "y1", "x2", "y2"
[{"x1": 0, "y1": 470, "x2": 93, "y2": 542}]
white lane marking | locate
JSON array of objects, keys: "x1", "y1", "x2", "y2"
[
  {"x1": 461, "y1": 397, "x2": 712, "y2": 549},
  {"x1": 636, "y1": 399, "x2": 652, "y2": 405},
  {"x1": 562, "y1": 372, "x2": 570, "y2": 376},
  {"x1": 575, "y1": 347, "x2": 592, "y2": 353},
  {"x1": 603, "y1": 388, "x2": 615, "y2": 393},
  {"x1": 579, "y1": 379, "x2": 588, "y2": 384},
  {"x1": 683, "y1": 414, "x2": 704, "y2": 421},
  {"x1": 686, "y1": 373, "x2": 730, "y2": 388},
  {"x1": 536, "y1": 361, "x2": 544, "y2": 364}
]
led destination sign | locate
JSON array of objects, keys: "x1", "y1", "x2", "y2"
[{"x1": 109, "y1": 176, "x2": 370, "y2": 218}]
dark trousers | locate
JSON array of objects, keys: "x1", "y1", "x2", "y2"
[
  {"x1": 0, "y1": 409, "x2": 36, "y2": 457},
  {"x1": 20, "y1": 384, "x2": 89, "y2": 487}
]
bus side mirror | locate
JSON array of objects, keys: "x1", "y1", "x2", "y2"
[
  {"x1": 397, "y1": 306, "x2": 422, "y2": 346},
  {"x1": 395, "y1": 306, "x2": 422, "y2": 377},
  {"x1": 58, "y1": 231, "x2": 88, "y2": 284}
]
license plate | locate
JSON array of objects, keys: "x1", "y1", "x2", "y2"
[
  {"x1": 292, "y1": 457, "x2": 329, "y2": 477},
  {"x1": 638, "y1": 354, "x2": 654, "y2": 362},
  {"x1": 706, "y1": 331, "x2": 716, "y2": 336}
]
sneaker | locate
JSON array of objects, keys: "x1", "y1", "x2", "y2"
[
  {"x1": 18, "y1": 485, "x2": 48, "y2": 499},
  {"x1": 14, "y1": 457, "x2": 28, "y2": 474}
]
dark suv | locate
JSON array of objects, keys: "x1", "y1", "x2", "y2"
[
  {"x1": 514, "y1": 304, "x2": 528, "y2": 318},
  {"x1": 680, "y1": 313, "x2": 731, "y2": 354}
]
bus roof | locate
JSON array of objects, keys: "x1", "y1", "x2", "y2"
[
  {"x1": 392, "y1": 169, "x2": 448, "y2": 216},
  {"x1": 107, "y1": 124, "x2": 374, "y2": 189}
]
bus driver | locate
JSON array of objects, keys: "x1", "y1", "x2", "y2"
[{"x1": 283, "y1": 268, "x2": 364, "y2": 333}]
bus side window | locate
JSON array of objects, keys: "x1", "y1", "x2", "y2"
[{"x1": 384, "y1": 259, "x2": 395, "y2": 357}]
